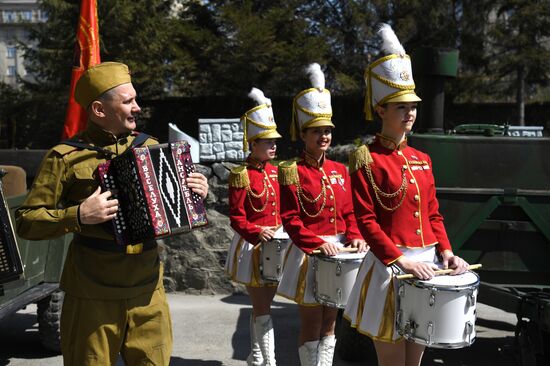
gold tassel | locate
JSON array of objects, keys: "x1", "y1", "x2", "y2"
[
  {"x1": 349, "y1": 145, "x2": 373, "y2": 173},
  {"x1": 364, "y1": 67, "x2": 374, "y2": 121},
  {"x1": 278, "y1": 160, "x2": 299, "y2": 186},
  {"x1": 290, "y1": 101, "x2": 298, "y2": 142},
  {"x1": 242, "y1": 116, "x2": 248, "y2": 152},
  {"x1": 229, "y1": 165, "x2": 250, "y2": 188}
]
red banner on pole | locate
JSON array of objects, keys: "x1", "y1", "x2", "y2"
[{"x1": 61, "y1": 0, "x2": 100, "y2": 139}]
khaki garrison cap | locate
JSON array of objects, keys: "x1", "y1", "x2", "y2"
[{"x1": 74, "y1": 62, "x2": 132, "y2": 108}]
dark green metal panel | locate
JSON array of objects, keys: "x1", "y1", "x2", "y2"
[
  {"x1": 409, "y1": 134, "x2": 550, "y2": 190},
  {"x1": 412, "y1": 47, "x2": 459, "y2": 77},
  {"x1": 409, "y1": 134, "x2": 550, "y2": 286},
  {"x1": 1, "y1": 193, "x2": 70, "y2": 310}
]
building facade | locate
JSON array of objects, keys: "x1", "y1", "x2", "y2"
[{"x1": 0, "y1": 0, "x2": 46, "y2": 86}]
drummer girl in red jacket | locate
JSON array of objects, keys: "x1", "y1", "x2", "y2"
[
  {"x1": 226, "y1": 88, "x2": 282, "y2": 366},
  {"x1": 344, "y1": 24, "x2": 468, "y2": 366}
]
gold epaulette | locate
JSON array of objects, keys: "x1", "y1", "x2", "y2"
[
  {"x1": 229, "y1": 165, "x2": 250, "y2": 188},
  {"x1": 349, "y1": 145, "x2": 374, "y2": 173},
  {"x1": 278, "y1": 160, "x2": 299, "y2": 186}
]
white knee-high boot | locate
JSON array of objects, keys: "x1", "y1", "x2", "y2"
[
  {"x1": 298, "y1": 340, "x2": 319, "y2": 366},
  {"x1": 247, "y1": 314, "x2": 264, "y2": 366},
  {"x1": 318, "y1": 335, "x2": 336, "y2": 366},
  {"x1": 254, "y1": 315, "x2": 276, "y2": 366}
]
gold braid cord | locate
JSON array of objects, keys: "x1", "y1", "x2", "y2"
[
  {"x1": 246, "y1": 172, "x2": 270, "y2": 213},
  {"x1": 364, "y1": 163, "x2": 407, "y2": 212},
  {"x1": 278, "y1": 160, "x2": 326, "y2": 217},
  {"x1": 296, "y1": 179, "x2": 326, "y2": 218},
  {"x1": 351, "y1": 145, "x2": 407, "y2": 212}
]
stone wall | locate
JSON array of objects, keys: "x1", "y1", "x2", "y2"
[
  {"x1": 160, "y1": 161, "x2": 246, "y2": 294},
  {"x1": 198, "y1": 118, "x2": 246, "y2": 162}
]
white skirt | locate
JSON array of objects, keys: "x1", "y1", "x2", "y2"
[
  {"x1": 343, "y1": 246, "x2": 438, "y2": 343},
  {"x1": 277, "y1": 235, "x2": 344, "y2": 306},
  {"x1": 225, "y1": 231, "x2": 276, "y2": 288}
]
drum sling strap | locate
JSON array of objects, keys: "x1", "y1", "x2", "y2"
[{"x1": 60, "y1": 132, "x2": 151, "y2": 158}]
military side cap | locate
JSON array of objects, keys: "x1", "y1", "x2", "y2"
[{"x1": 74, "y1": 62, "x2": 132, "y2": 108}]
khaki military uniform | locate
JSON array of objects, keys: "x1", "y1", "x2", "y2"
[{"x1": 16, "y1": 122, "x2": 172, "y2": 365}]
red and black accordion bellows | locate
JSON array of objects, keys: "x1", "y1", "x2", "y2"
[
  {"x1": 0, "y1": 182, "x2": 23, "y2": 284},
  {"x1": 98, "y1": 140, "x2": 208, "y2": 246}
]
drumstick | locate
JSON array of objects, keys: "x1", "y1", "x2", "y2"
[
  {"x1": 311, "y1": 247, "x2": 359, "y2": 255},
  {"x1": 395, "y1": 264, "x2": 483, "y2": 280}
]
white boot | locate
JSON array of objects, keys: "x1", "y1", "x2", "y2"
[
  {"x1": 318, "y1": 335, "x2": 336, "y2": 366},
  {"x1": 254, "y1": 315, "x2": 276, "y2": 366},
  {"x1": 298, "y1": 340, "x2": 319, "y2": 366},
  {"x1": 247, "y1": 314, "x2": 264, "y2": 366}
]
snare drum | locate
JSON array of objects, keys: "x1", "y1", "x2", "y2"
[
  {"x1": 260, "y1": 227, "x2": 290, "y2": 282},
  {"x1": 313, "y1": 252, "x2": 366, "y2": 308},
  {"x1": 397, "y1": 271, "x2": 479, "y2": 349}
]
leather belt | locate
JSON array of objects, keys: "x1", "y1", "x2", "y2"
[{"x1": 74, "y1": 234, "x2": 156, "y2": 254}]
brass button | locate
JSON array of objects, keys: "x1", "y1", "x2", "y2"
[
  {"x1": 329, "y1": 195, "x2": 334, "y2": 200},
  {"x1": 409, "y1": 179, "x2": 415, "y2": 184},
  {"x1": 397, "y1": 151, "x2": 403, "y2": 156},
  {"x1": 271, "y1": 202, "x2": 276, "y2": 206},
  {"x1": 414, "y1": 211, "x2": 420, "y2": 218},
  {"x1": 271, "y1": 212, "x2": 276, "y2": 216},
  {"x1": 271, "y1": 192, "x2": 275, "y2": 196},
  {"x1": 64, "y1": 228, "x2": 69, "y2": 233},
  {"x1": 402, "y1": 165, "x2": 407, "y2": 171},
  {"x1": 416, "y1": 229, "x2": 421, "y2": 235},
  {"x1": 414, "y1": 194, "x2": 419, "y2": 201},
  {"x1": 329, "y1": 207, "x2": 334, "y2": 212},
  {"x1": 329, "y1": 218, "x2": 335, "y2": 223}
]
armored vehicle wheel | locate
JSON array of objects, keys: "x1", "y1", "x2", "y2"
[
  {"x1": 336, "y1": 315, "x2": 376, "y2": 362},
  {"x1": 37, "y1": 290, "x2": 64, "y2": 353}
]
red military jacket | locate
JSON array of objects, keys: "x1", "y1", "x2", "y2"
[
  {"x1": 349, "y1": 136, "x2": 452, "y2": 266},
  {"x1": 229, "y1": 156, "x2": 281, "y2": 244},
  {"x1": 279, "y1": 151, "x2": 363, "y2": 254}
]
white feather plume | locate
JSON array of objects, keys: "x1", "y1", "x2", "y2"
[
  {"x1": 305, "y1": 63, "x2": 325, "y2": 90},
  {"x1": 378, "y1": 23, "x2": 406, "y2": 56},
  {"x1": 248, "y1": 87, "x2": 271, "y2": 106}
]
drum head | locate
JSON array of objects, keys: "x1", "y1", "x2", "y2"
[
  {"x1": 318, "y1": 252, "x2": 367, "y2": 262},
  {"x1": 273, "y1": 226, "x2": 289, "y2": 240},
  {"x1": 413, "y1": 271, "x2": 479, "y2": 288}
]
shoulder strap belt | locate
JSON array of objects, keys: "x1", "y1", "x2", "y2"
[{"x1": 60, "y1": 133, "x2": 151, "y2": 157}]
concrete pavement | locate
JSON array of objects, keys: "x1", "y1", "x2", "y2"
[{"x1": 0, "y1": 293, "x2": 518, "y2": 365}]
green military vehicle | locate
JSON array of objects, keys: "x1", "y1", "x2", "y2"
[{"x1": 0, "y1": 167, "x2": 71, "y2": 353}]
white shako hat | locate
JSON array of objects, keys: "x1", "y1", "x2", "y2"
[
  {"x1": 290, "y1": 63, "x2": 335, "y2": 141},
  {"x1": 240, "y1": 87, "x2": 282, "y2": 152},
  {"x1": 364, "y1": 23, "x2": 421, "y2": 121}
]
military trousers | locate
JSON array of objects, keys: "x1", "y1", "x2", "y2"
[{"x1": 60, "y1": 287, "x2": 172, "y2": 366}]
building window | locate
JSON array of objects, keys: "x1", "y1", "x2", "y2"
[
  {"x1": 2, "y1": 11, "x2": 17, "y2": 23},
  {"x1": 7, "y1": 47, "x2": 16, "y2": 59},
  {"x1": 21, "y1": 10, "x2": 33, "y2": 22},
  {"x1": 7, "y1": 66, "x2": 16, "y2": 77}
]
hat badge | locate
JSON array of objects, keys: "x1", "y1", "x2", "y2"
[
  {"x1": 318, "y1": 100, "x2": 327, "y2": 109},
  {"x1": 400, "y1": 70, "x2": 410, "y2": 81},
  {"x1": 268, "y1": 116, "x2": 274, "y2": 123}
]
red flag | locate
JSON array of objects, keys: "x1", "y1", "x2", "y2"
[{"x1": 61, "y1": 0, "x2": 100, "y2": 139}]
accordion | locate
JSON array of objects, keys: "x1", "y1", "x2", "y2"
[
  {"x1": 0, "y1": 180, "x2": 23, "y2": 284},
  {"x1": 98, "y1": 140, "x2": 208, "y2": 246}
]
